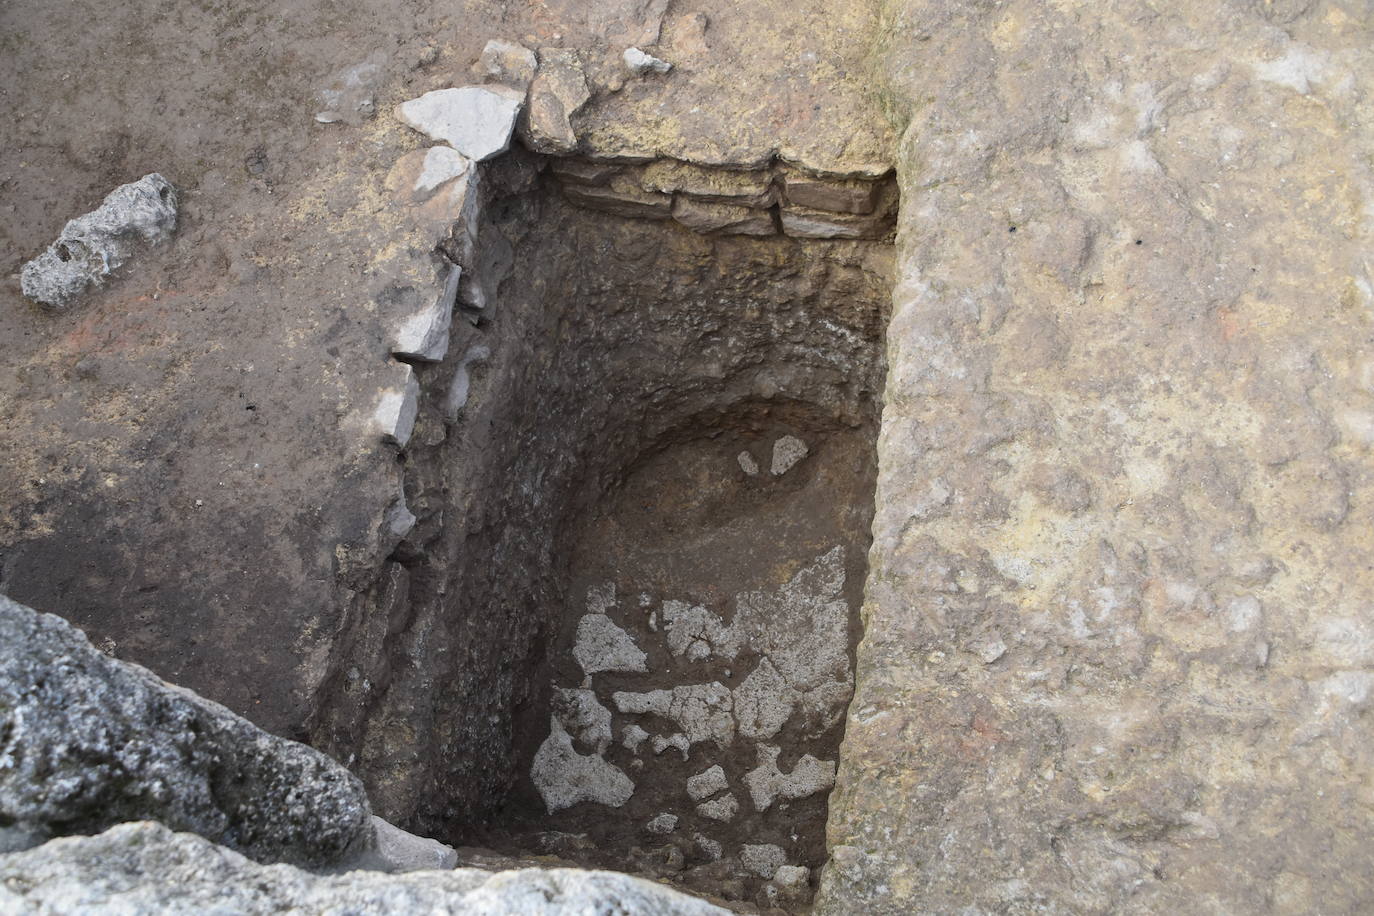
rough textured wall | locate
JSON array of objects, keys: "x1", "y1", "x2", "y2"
[
  {"x1": 312, "y1": 169, "x2": 891, "y2": 837},
  {"x1": 822, "y1": 1, "x2": 1374, "y2": 912}
]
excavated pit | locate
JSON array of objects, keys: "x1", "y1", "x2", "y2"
[{"x1": 312, "y1": 150, "x2": 894, "y2": 909}]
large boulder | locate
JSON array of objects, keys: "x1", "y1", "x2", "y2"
[
  {"x1": 0, "y1": 821, "x2": 730, "y2": 915},
  {"x1": 0, "y1": 595, "x2": 372, "y2": 868}
]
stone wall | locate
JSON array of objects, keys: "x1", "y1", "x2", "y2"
[{"x1": 820, "y1": 2, "x2": 1374, "y2": 912}]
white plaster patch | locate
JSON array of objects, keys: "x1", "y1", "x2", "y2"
[
  {"x1": 530, "y1": 720, "x2": 635, "y2": 813},
  {"x1": 742, "y1": 745, "x2": 836, "y2": 811},
  {"x1": 740, "y1": 843, "x2": 787, "y2": 879},
  {"x1": 613, "y1": 683, "x2": 735, "y2": 747},
  {"x1": 695, "y1": 793, "x2": 739, "y2": 822},
  {"x1": 573, "y1": 613, "x2": 647, "y2": 676},
  {"x1": 621, "y1": 723, "x2": 649, "y2": 754},
  {"x1": 686, "y1": 764, "x2": 729, "y2": 802},
  {"x1": 651, "y1": 733, "x2": 690, "y2": 760},
  {"x1": 771, "y1": 435, "x2": 810, "y2": 476},
  {"x1": 551, "y1": 688, "x2": 613, "y2": 754}
]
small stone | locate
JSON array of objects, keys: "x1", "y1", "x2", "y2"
[
  {"x1": 773, "y1": 865, "x2": 809, "y2": 888},
  {"x1": 737, "y1": 451, "x2": 760, "y2": 476},
  {"x1": 374, "y1": 366, "x2": 420, "y2": 448},
  {"x1": 740, "y1": 843, "x2": 786, "y2": 879},
  {"x1": 551, "y1": 688, "x2": 614, "y2": 754},
  {"x1": 623, "y1": 47, "x2": 672, "y2": 76},
  {"x1": 770, "y1": 435, "x2": 809, "y2": 476},
  {"x1": 695, "y1": 793, "x2": 738, "y2": 822},
  {"x1": 381, "y1": 495, "x2": 417, "y2": 557},
  {"x1": 410, "y1": 147, "x2": 471, "y2": 198},
  {"x1": 573, "y1": 613, "x2": 648, "y2": 675},
  {"x1": 694, "y1": 834, "x2": 723, "y2": 861},
  {"x1": 645, "y1": 814, "x2": 678, "y2": 835},
  {"x1": 21, "y1": 174, "x2": 178, "y2": 309},
  {"x1": 473, "y1": 39, "x2": 538, "y2": 89},
  {"x1": 686, "y1": 765, "x2": 729, "y2": 801},
  {"x1": 396, "y1": 86, "x2": 523, "y2": 161},
  {"x1": 367, "y1": 816, "x2": 458, "y2": 872},
  {"x1": 522, "y1": 49, "x2": 591, "y2": 154}
]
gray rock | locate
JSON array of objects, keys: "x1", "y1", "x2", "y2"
[
  {"x1": 396, "y1": 86, "x2": 523, "y2": 161},
  {"x1": 0, "y1": 822, "x2": 730, "y2": 914},
  {"x1": 364, "y1": 816, "x2": 457, "y2": 872},
  {"x1": 740, "y1": 843, "x2": 786, "y2": 879},
  {"x1": 20, "y1": 173, "x2": 178, "y2": 309},
  {"x1": 391, "y1": 262, "x2": 460, "y2": 363},
  {"x1": 0, "y1": 596, "x2": 372, "y2": 868},
  {"x1": 623, "y1": 47, "x2": 672, "y2": 76},
  {"x1": 671, "y1": 197, "x2": 775, "y2": 236},
  {"x1": 522, "y1": 49, "x2": 592, "y2": 154},
  {"x1": 770, "y1": 434, "x2": 809, "y2": 475},
  {"x1": 473, "y1": 39, "x2": 538, "y2": 90},
  {"x1": 373, "y1": 365, "x2": 419, "y2": 448}
]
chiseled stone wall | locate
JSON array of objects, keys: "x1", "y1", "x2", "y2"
[{"x1": 822, "y1": 2, "x2": 1374, "y2": 912}]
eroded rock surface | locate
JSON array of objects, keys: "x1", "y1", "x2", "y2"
[
  {"x1": 20, "y1": 173, "x2": 177, "y2": 309},
  {"x1": 0, "y1": 822, "x2": 728, "y2": 915},
  {"x1": 0, "y1": 595, "x2": 372, "y2": 868},
  {"x1": 821, "y1": 2, "x2": 1374, "y2": 913}
]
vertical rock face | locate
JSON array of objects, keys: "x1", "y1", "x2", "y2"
[
  {"x1": 0, "y1": 595, "x2": 373, "y2": 868},
  {"x1": 822, "y1": 2, "x2": 1374, "y2": 914}
]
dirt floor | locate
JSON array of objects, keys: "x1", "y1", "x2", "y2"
[{"x1": 479, "y1": 408, "x2": 878, "y2": 908}]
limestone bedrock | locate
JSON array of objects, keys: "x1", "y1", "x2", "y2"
[{"x1": 819, "y1": 2, "x2": 1374, "y2": 914}]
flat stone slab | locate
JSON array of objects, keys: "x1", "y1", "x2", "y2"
[{"x1": 396, "y1": 86, "x2": 523, "y2": 161}]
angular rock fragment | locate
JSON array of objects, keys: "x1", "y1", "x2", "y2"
[
  {"x1": 0, "y1": 596, "x2": 372, "y2": 867},
  {"x1": 397, "y1": 86, "x2": 523, "y2": 161},
  {"x1": 314, "y1": 54, "x2": 385, "y2": 124},
  {"x1": 21, "y1": 173, "x2": 178, "y2": 309},
  {"x1": 550, "y1": 157, "x2": 624, "y2": 186},
  {"x1": 651, "y1": 733, "x2": 690, "y2": 759},
  {"x1": 366, "y1": 816, "x2": 458, "y2": 872},
  {"x1": 770, "y1": 434, "x2": 809, "y2": 475},
  {"x1": 522, "y1": 48, "x2": 592, "y2": 154},
  {"x1": 624, "y1": 47, "x2": 672, "y2": 75},
  {"x1": 373, "y1": 365, "x2": 420, "y2": 448},
  {"x1": 443, "y1": 344, "x2": 491, "y2": 420},
  {"x1": 392, "y1": 262, "x2": 460, "y2": 363},
  {"x1": 622, "y1": 723, "x2": 650, "y2": 753},
  {"x1": 474, "y1": 39, "x2": 538, "y2": 89},
  {"x1": 737, "y1": 450, "x2": 760, "y2": 476}
]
